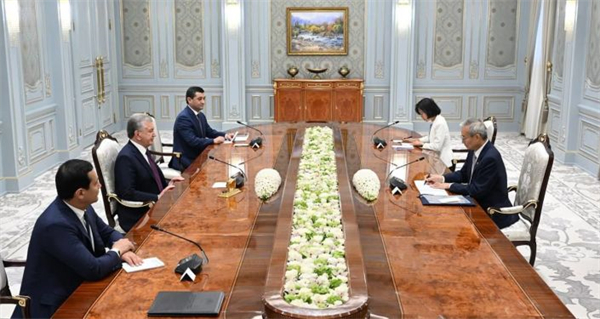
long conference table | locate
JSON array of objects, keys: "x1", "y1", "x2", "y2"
[{"x1": 54, "y1": 123, "x2": 573, "y2": 318}]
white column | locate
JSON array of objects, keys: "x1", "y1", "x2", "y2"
[
  {"x1": 389, "y1": 0, "x2": 416, "y2": 129},
  {"x1": 221, "y1": 0, "x2": 245, "y2": 130}
]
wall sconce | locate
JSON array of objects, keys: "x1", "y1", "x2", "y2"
[
  {"x1": 225, "y1": 0, "x2": 240, "y2": 32},
  {"x1": 564, "y1": 0, "x2": 576, "y2": 33},
  {"x1": 5, "y1": 0, "x2": 20, "y2": 45},
  {"x1": 59, "y1": 0, "x2": 72, "y2": 39}
]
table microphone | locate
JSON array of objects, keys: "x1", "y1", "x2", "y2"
[
  {"x1": 208, "y1": 155, "x2": 247, "y2": 188},
  {"x1": 237, "y1": 121, "x2": 264, "y2": 149},
  {"x1": 385, "y1": 156, "x2": 425, "y2": 194},
  {"x1": 150, "y1": 224, "x2": 209, "y2": 274},
  {"x1": 372, "y1": 121, "x2": 400, "y2": 149}
]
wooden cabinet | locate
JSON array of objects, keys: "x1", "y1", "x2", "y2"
[{"x1": 274, "y1": 79, "x2": 363, "y2": 122}]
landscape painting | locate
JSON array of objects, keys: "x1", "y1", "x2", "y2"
[{"x1": 287, "y1": 7, "x2": 348, "y2": 56}]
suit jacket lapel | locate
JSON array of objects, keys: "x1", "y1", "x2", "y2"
[
  {"x1": 185, "y1": 106, "x2": 203, "y2": 136},
  {"x1": 471, "y1": 142, "x2": 491, "y2": 180},
  {"x1": 127, "y1": 141, "x2": 155, "y2": 178},
  {"x1": 56, "y1": 199, "x2": 95, "y2": 253}
]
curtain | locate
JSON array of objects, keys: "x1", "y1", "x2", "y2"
[{"x1": 522, "y1": 0, "x2": 557, "y2": 139}]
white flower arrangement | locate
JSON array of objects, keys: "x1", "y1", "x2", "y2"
[
  {"x1": 255, "y1": 168, "x2": 282, "y2": 200},
  {"x1": 283, "y1": 126, "x2": 349, "y2": 309},
  {"x1": 352, "y1": 169, "x2": 381, "y2": 201}
]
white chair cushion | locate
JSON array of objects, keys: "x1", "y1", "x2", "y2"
[
  {"x1": 95, "y1": 138, "x2": 121, "y2": 215},
  {"x1": 501, "y1": 218, "x2": 531, "y2": 241},
  {"x1": 483, "y1": 120, "x2": 495, "y2": 141},
  {"x1": 158, "y1": 163, "x2": 181, "y2": 180},
  {"x1": 0, "y1": 304, "x2": 17, "y2": 318},
  {"x1": 0, "y1": 260, "x2": 7, "y2": 294},
  {"x1": 515, "y1": 142, "x2": 549, "y2": 220}
]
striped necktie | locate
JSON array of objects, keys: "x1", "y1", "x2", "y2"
[{"x1": 83, "y1": 211, "x2": 95, "y2": 252}]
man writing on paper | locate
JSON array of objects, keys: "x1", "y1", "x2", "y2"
[
  {"x1": 115, "y1": 114, "x2": 184, "y2": 232},
  {"x1": 13, "y1": 160, "x2": 142, "y2": 319},
  {"x1": 425, "y1": 119, "x2": 517, "y2": 229},
  {"x1": 169, "y1": 86, "x2": 234, "y2": 171}
]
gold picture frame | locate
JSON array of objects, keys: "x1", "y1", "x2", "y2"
[{"x1": 286, "y1": 7, "x2": 349, "y2": 56}]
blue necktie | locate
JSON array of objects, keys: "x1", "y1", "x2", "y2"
[
  {"x1": 146, "y1": 151, "x2": 164, "y2": 192},
  {"x1": 197, "y1": 114, "x2": 206, "y2": 138}
]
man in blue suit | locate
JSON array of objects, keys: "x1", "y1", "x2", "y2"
[
  {"x1": 425, "y1": 119, "x2": 518, "y2": 229},
  {"x1": 115, "y1": 113, "x2": 184, "y2": 232},
  {"x1": 168, "y1": 86, "x2": 234, "y2": 171},
  {"x1": 13, "y1": 159, "x2": 142, "y2": 319}
]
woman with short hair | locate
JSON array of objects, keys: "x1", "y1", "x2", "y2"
[{"x1": 406, "y1": 98, "x2": 453, "y2": 168}]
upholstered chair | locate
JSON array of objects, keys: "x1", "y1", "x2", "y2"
[
  {"x1": 144, "y1": 113, "x2": 182, "y2": 179},
  {"x1": 91, "y1": 130, "x2": 154, "y2": 232},
  {"x1": 487, "y1": 134, "x2": 554, "y2": 266},
  {"x1": 451, "y1": 116, "x2": 497, "y2": 171},
  {"x1": 0, "y1": 254, "x2": 30, "y2": 319}
]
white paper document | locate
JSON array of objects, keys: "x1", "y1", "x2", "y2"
[
  {"x1": 414, "y1": 180, "x2": 448, "y2": 196},
  {"x1": 212, "y1": 182, "x2": 227, "y2": 188},
  {"x1": 234, "y1": 133, "x2": 249, "y2": 142},
  {"x1": 392, "y1": 144, "x2": 414, "y2": 150},
  {"x1": 122, "y1": 257, "x2": 165, "y2": 273},
  {"x1": 223, "y1": 131, "x2": 238, "y2": 144}
]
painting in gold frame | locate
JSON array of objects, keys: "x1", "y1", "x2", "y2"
[{"x1": 286, "y1": 7, "x2": 348, "y2": 56}]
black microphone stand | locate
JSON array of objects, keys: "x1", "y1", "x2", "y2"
[
  {"x1": 386, "y1": 156, "x2": 425, "y2": 194},
  {"x1": 150, "y1": 224, "x2": 209, "y2": 265},
  {"x1": 372, "y1": 120, "x2": 400, "y2": 149}
]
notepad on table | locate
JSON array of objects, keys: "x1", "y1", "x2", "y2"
[
  {"x1": 414, "y1": 180, "x2": 448, "y2": 196},
  {"x1": 392, "y1": 143, "x2": 414, "y2": 150},
  {"x1": 122, "y1": 257, "x2": 164, "y2": 273},
  {"x1": 148, "y1": 291, "x2": 225, "y2": 316}
]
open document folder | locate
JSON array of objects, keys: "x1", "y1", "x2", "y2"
[{"x1": 414, "y1": 180, "x2": 476, "y2": 206}]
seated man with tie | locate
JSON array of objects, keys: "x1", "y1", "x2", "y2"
[
  {"x1": 115, "y1": 113, "x2": 184, "y2": 232},
  {"x1": 425, "y1": 118, "x2": 518, "y2": 229},
  {"x1": 14, "y1": 159, "x2": 142, "y2": 319},
  {"x1": 168, "y1": 86, "x2": 234, "y2": 171}
]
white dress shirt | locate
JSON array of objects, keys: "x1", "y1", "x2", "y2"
[{"x1": 130, "y1": 139, "x2": 150, "y2": 165}]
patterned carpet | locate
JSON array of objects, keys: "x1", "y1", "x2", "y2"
[{"x1": 0, "y1": 131, "x2": 598, "y2": 319}]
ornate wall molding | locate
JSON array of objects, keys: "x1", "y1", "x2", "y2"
[
  {"x1": 173, "y1": 0, "x2": 205, "y2": 78},
  {"x1": 20, "y1": 0, "x2": 44, "y2": 104},
  {"x1": 483, "y1": 95, "x2": 515, "y2": 121},
  {"x1": 121, "y1": 0, "x2": 154, "y2": 78},
  {"x1": 584, "y1": 0, "x2": 600, "y2": 102},
  {"x1": 485, "y1": 0, "x2": 518, "y2": 79}
]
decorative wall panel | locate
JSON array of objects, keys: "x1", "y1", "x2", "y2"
[
  {"x1": 485, "y1": 0, "x2": 518, "y2": 79},
  {"x1": 468, "y1": 96, "x2": 478, "y2": 118},
  {"x1": 251, "y1": 96, "x2": 262, "y2": 119},
  {"x1": 27, "y1": 122, "x2": 51, "y2": 163},
  {"x1": 554, "y1": 1, "x2": 566, "y2": 79},
  {"x1": 19, "y1": 0, "x2": 43, "y2": 104},
  {"x1": 211, "y1": 96, "x2": 222, "y2": 120},
  {"x1": 174, "y1": 0, "x2": 205, "y2": 78},
  {"x1": 270, "y1": 0, "x2": 364, "y2": 80},
  {"x1": 417, "y1": 95, "x2": 462, "y2": 120},
  {"x1": 160, "y1": 96, "x2": 170, "y2": 119},
  {"x1": 584, "y1": 1, "x2": 600, "y2": 102},
  {"x1": 433, "y1": 0, "x2": 464, "y2": 68},
  {"x1": 483, "y1": 96, "x2": 515, "y2": 121},
  {"x1": 373, "y1": 95, "x2": 384, "y2": 120},
  {"x1": 121, "y1": 0, "x2": 153, "y2": 77},
  {"x1": 578, "y1": 115, "x2": 600, "y2": 162},
  {"x1": 123, "y1": 95, "x2": 155, "y2": 116}
]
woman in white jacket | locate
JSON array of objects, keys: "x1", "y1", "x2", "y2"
[{"x1": 406, "y1": 98, "x2": 453, "y2": 168}]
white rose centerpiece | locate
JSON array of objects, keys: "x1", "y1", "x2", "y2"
[
  {"x1": 283, "y1": 126, "x2": 349, "y2": 309},
  {"x1": 352, "y1": 169, "x2": 380, "y2": 201},
  {"x1": 255, "y1": 168, "x2": 282, "y2": 200}
]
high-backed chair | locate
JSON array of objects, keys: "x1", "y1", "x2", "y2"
[
  {"x1": 487, "y1": 134, "x2": 554, "y2": 266},
  {"x1": 144, "y1": 113, "x2": 182, "y2": 179},
  {"x1": 91, "y1": 130, "x2": 154, "y2": 231},
  {"x1": 0, "y1": 255, "x2": 30, "y2": 319},
  {"x1": 451, "y1": 116, "x2": 497, "y2": 171}
]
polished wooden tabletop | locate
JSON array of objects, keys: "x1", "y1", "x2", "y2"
[{"x1": 53, "y1": 123, "x2": 573, "y2": 319}]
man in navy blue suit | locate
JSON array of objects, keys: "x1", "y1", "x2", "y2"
[
  {"x1": 115, "y1": 113, "x2": 184, "y2": 232},
  {"x1": 425, "y1": 119, "x2": 518, "y2": 229},
  {"x1": 13, "y1": 159, "x2": 142, "y2": 319},
  {"x1": 168, "y1": 86, "x2": 234, "y2": 171}
]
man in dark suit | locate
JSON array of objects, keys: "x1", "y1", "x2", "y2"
[
  {"x1": 13, "y1": 160, "x2": 142, "y2": 319},
  {"x1": 115, "y1": 113, "x2": 184, "y2": 232},
  {"x1": 168, "y1": 86, "x2": 234, "y2": 171},
  {"x1": 425, "y1": 119, "x2": 518, "y2": 229}
]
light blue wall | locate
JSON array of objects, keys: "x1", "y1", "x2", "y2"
[
  {"x1": 548, "y1": 0, "x2": 600, "y2": 176},
  {"x1": 0, "y1": 0, "x2": 598, "y2": 195}
]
